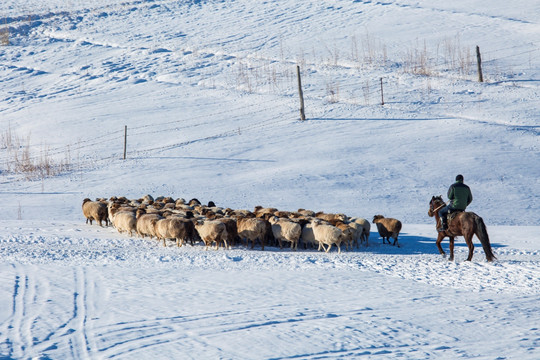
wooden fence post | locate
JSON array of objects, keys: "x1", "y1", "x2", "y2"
[
  {"x1": 476, "y1": 45, "x2": 483, "y2": 83},
  {"x1": 123, "y1": 125, "x2": 127, "y2": 160},
  {"x1": 296, "y1": 65, "x2": 306, "y2": 121},
  {"x1": 380, "y1": 78, "x2": 384, "y2": 105}
]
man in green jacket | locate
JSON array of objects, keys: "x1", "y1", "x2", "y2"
[{"x1": 438, "y1": 174, "x2": 473, "y2": 231}]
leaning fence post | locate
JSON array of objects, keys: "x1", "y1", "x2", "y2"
[
  {"x1": 123, "y1": 125, "x2": 127, "y2": 160},
  {"x1": 296, "y1": 65, "x2": 306, "y2": 121},
  {"x1": 476, "y1": 45, "x2": 483, "y2": 83}
]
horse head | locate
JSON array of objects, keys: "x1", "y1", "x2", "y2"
[{"x1": 428, "y1": 195, "x2": 444, "y2": 217}]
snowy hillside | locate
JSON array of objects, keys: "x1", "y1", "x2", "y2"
[{"x1": 0, "y1": 0, "x2": 539, "y2": 359}]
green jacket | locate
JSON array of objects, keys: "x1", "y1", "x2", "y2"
[{"x1": 448, "y1": 180, "x2": 473, "y2": 210}]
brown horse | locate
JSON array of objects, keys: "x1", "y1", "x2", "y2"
[{"x1": 428, "y1": 196, "x2": 496, "y2": 262}]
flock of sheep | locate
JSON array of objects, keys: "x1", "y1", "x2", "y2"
[{"x1": 82, "y1": 195, "x2": 403, "y2": 253}]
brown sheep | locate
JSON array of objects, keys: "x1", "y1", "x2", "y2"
[
  {"x1": 215, "y1": 217, "x2": 239, "y2": 247},
  {"x1": 372, "y1": 215, "x2": 402, "y2": 247},
  {"x1": 82, "y1": 198, "x2": 108, "y2": 226},
  {"x1": 253, "y1": 206, "x2": 278, "y2": 218},
  {"x1": 315, "y1": 212, "x2": 347, "y2": 223},
  {"x1": 334, "y1": 221, "x2": 355, "y2": 250}
]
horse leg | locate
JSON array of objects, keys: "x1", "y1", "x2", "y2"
[
  {"x1": 448, "y1": 237, "x2": 455, "y2": 261},
  {"x1": 435, "y1": 233, "x2": 446, "y2": 257},
  {"x1": 465, "y1": 235, "x2": 475, "y2": 261}
]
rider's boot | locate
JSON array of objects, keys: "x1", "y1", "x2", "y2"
[{"x1": 438, "y1": 217, "x2": 448, "y2": 232}]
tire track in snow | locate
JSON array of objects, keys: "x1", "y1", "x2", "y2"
[
  {"x1": 95, "y1": 300, "x2": 465, "y2": 359},
  {"x1": 362, "y1": 0, "x2": 535, "y2": 25},
  {"x1": 0, "y1": 264, "x2": 46, "y2": 359},
  {"x1": 33, "y1": 267, "x2": 96, "y2": 359}
]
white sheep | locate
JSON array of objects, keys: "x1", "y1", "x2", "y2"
[
  {"x1": 300, "y1": 222, "x2": 318, "y2": 249},
  {"x1": 236, "y1": 217, "x2": 267, "y2": 250},
  {"x1": 136, "y1": 209, "x2": 163, "y2": 239},
  {"x1": 194, "y1": 220, "x2": 229, "y2": 250},
  {"x1": 350, "y1": 218, "x2": 371, "y2": 246},
  {"x1": 154, "y1": 217, "x2": 195, "y2": 247},
  {"x1": 311, "y1": 219, "x2": 344, "y2": 254},
  {"x1": 269, "y1": 216, "x2": 302, "y2": 251},
  {"x1": 112, "y1": 211, "x2": 137, "y2": 236}
]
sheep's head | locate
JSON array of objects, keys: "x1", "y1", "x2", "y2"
[
  {"x1": 268, "y1": 216, "x2": 280, "y2": 224},
  {"x1": 372, "y1": 215, "x2": 384, "y2": 223}
]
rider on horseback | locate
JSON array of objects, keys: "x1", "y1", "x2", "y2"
[{"x1": 438, "y1": 174, "x2": 473, "y2": 232}]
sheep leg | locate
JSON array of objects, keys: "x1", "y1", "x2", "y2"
[
  {"x1": 325, "y1": 243, "x2": 332, "y2": 253},
  {"x1": 337, "y1": 243, "x2": 341, "y2": 254}
]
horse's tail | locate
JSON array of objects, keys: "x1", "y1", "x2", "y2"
[{"x1": 474, "y1": 215, "x2": 496, "y2": 262}]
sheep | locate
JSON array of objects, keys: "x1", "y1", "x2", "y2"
[
  {"x1": 108, "y1": 203, "x2": 137, "y2": 236},
  {"x1": 226, "y1": 208, "x2": 255, "y2": 218},
  {"x1": 154, "y1": 217, "x2": 195, "y2": 247},
  {"x1": 82, "y1": 198, "x2": 109, "y2": 226},
  {"x1": 372, "y1": 215, "x2": 402, "y2": 246},
  {"x1": 357, "y1": 218, "x2": 371, "y2": 246},
  {"x1": 215, "y1": 217, "x2": 239, "y2": 247},
  {"x1": 194, "y1": 220, "x2": 229, "y2": 250},
  {"x1": 344, "y1": 221, "x2": 363, "y2": 248},
  {"x1": 333, "y1": 221, "x2": 355, "y2": 251},
  {"x1": 136, "y1": 209, "x2": 163, "y2": 239},
  {"x1": 300, "y1": 222, "x2": 318, "y2": 249},
  {"x1": 254, "y1": 206, "x2": 278, "y2": 218},
  {"x1": 236, "y1": 217, "x2": 267, "y2": 250},
  {"x1": 297, "y1": 208, "x2": 316, "y2": 217},
  {"x1": 349, "y1": 217, "x2": 371, "y2": 247},
  {"x1": 269, "y1": 216, "x2": 302, "y2": 251},
  {"x1": 315, "y1": 212, "x2": 347, "y2": 223},
  {"x1": 140, "y1": 194, "x2": 154, "y2": 205},
  {"x1": 311, "y1": 219, "x2": 344, "y2": 254}
]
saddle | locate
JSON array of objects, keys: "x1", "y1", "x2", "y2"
[{"x1": 448, "y1": 209, "x2": 464, "y2": 223}]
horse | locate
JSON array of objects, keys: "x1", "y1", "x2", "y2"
[{"x1": 428, "y1": 195, "x2": 496, "y2": 262}]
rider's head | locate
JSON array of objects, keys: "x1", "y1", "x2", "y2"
[{"x1": 455, "y1": 174, "x2": 464, "y2": 182}]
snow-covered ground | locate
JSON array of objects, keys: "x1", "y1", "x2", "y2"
[{"x1": 0, "y1": 0, "x2": 539, "y2": 358}]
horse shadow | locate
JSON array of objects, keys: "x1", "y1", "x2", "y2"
[{"x1": 359, "y1": 231, "x2": 507, "y2": 256}]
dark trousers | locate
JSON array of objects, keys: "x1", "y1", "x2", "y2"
[{"x1": 438, "y1": 205, "x2": 453, "y2": 225}]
